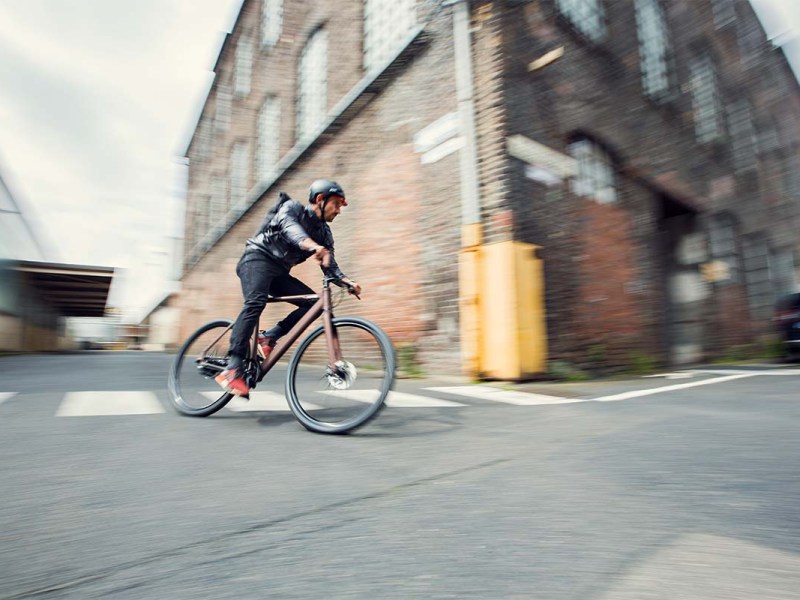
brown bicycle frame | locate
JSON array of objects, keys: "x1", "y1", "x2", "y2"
[
  {"x1": 254, "y1": 283, "x2": 343, "y2": 383},
  {"x1": 198, "y1": 281, "x2": 344, "y2": 385}
]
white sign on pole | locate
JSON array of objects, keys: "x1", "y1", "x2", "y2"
[
  {"x1": 507, "y1": 135, "x2": 577, "y2": 178},
  {"x1": 413, "y1": 112, "x2": 461, "y2": 154}
]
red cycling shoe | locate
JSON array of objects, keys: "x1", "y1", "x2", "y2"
[{"x1": 215, "y1": 367, "x2": 250, "y2": 396}]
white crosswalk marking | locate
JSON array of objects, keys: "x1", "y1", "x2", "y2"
[
  {"x1": 0, "y1": 392, "x2": 17, "y2": 406},
  {"x1": 22, "y1": 369, "x2": 790, "y2": 419},
  {"x1": 427, "y1": 386, "x2": 582, "y2": 405},
  {"x1": 56, "y1": 391, "x2": 165, "y2": 416},
  {"x1": 318, "y1": 389, "x2": 465, "y2": 408},
  {"x1": 203, "y1": 391, "x2": 320, "y2": 412}
]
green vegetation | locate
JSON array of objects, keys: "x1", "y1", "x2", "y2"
[
  {"x1": 587, "y1": 344, "x2": 606, "y2": 371},
  {"x1": 711, "y1": 336, "x2": 783, "y2": 364},
  {"x1": 396, "y1": 344, "x2": 426, "y2": 378},
  {"x1": 547, "y1": 360, "x2": 590, "y2": 382},
  {"x1": 626, "y1": 350, "x2": 658, "y2": 375}
]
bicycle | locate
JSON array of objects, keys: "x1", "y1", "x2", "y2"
[{"x1": 168, "y1": 277, "x2": 395, "y2": 434}]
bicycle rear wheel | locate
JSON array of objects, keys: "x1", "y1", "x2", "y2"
[
  {"x1": 286, "y1": 317, "x2": 395, "y2": 434},
  {"x1": 168, "y1": 320, "x2": 235, "y2": 417}
]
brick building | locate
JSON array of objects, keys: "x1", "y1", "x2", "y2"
[{"x1": 178, "y1": 0, "x2": 800, "y2": 378}]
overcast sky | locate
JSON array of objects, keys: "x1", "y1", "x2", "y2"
[
  {"x1": 0, "y1": 0, "x2": 242, "y2": 317},
  {"x1": 0, "y1": 0, "x2": 797, "y2": 319}
]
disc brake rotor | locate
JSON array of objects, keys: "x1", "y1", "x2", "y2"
[{"x1": 327, "y1": 360, "x2": 358, "y2": 390}]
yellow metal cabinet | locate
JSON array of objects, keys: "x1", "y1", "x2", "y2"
[{"x1": 459, "y1": 240, "x2": 547, "y2": 380}]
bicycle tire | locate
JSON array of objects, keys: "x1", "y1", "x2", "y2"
[
  {"x1": 168, "y1": 319, "x2": 235, "y2": 417},
  {"x1": 286, "y1": 317, "x2": 395, "y2": 434}
]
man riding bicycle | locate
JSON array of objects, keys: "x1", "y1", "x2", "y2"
[{"x1": 216, "y1": 179, "x2": 361, "y2": 397}]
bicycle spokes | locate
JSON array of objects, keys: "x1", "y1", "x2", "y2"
[
  {"x1": 287, "y1": 319, "x2": 394, "y2": 433},
  {"x1": 169, "y1": 321, "x2": 235, "y2": 415}
]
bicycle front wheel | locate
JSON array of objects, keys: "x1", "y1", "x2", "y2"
[
  {"x1": 168, "y1": 320, "x2": 235, "y2": 417},
  {"x1": 286, "y1": 317, "x2": 395, "y2": 434}
]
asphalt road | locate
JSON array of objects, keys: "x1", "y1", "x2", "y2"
[{"x1": 1, "y1": 352, "x2": 799, "y2": 599}]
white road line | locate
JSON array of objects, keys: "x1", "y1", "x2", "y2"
[
  {"x1": 592, "y1": 373, "x2": 759, "y2": 402},
  {"x1": 689, "y1": 369, "x2": 800, "y2": 376},
  {"x1": 319, "y1": 390, "x2": 465, "y2": 407},
  {"x1": 56, "y1": 391, "x2": 165, "y2": 416},
  {"x1": 427, "y1": 386, "x2": 582, "y2": 405},
  {"x1": 642, "y1": 372, "x2": 694, "y2": 379},
  {"x1": 0, "y1": 392, "x2": 17, "y2": 406},
  {"x1": 757, "y1": 370, "x2": 800, "y2": 375}
]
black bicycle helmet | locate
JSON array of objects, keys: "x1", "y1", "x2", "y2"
[{"x1": 308, "y1": 179, "x2": 345, "y2": 204}]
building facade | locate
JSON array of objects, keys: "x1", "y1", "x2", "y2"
[{"x1": 179, "y1": 0, "x2": 800, "y2": 377}]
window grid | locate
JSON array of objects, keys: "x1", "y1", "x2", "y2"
[
  {"x1": 784, "y1": 157, "x2": 800, "y2": 201},
  {"x1": 257, "y1": 96, "x2": 281, "y2": 182},
  {"x1": 215, "y1": 87, "x2": 231, "y2": 132},
  {"x1": 364, "y1": 0, "x2": 416, "y2": 72},
  {"x1": 297, "y1": 29, "x2": 327, "y2": 142},
  {"x1": 771, "y1": 247, "x2": 797, "y2": 299},
  {"x1": 709, "y1": 215, "x2": 740, "y2": 283},
  {"x1": 728, "y1": 100, "x2": 756, "y2": 172},
  {"x1": 635, "y1": 0, "x2": 670, "y2": 98},
  {"x1": 234, "y1": 36, "x2": 253, "y2": 98},
  {"x1": 743, "y1": 235, "x2": 772, "y2": 320},
  {"x1": 569, "y1": 139, "x2": 617, "y2": 204},
  {"x1": 261, "y1": 0, "x2": 282, "y2": 48},
  {"x1": 737, "y1": 18, "x2": 762, "y2": 67},
  {"x1": 193, "y1": 119, "x2": 212, "y2": 162},
  {"x1": 210, "y1": 175, "x2": 227, "y2": 225},
  {"x1": 711, "y1": 0, "x2": 736, "y2": 28},
  {"x1": 230, "y1": 142, "x2": 250, "y2": 210},
  {"x1": 758, "y1": 118, "x2": 780, "y2": 155},
  {"x1": 689, "y1": 55, "x2": 723, "y2": 143},
  {"x1": 554, "y1": 0, "x2": 606, "y2": 43},
  {"x1": 193, "y1": 193, "x2": 209, "y2": 247}
]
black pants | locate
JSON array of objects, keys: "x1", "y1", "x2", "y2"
[{"x1": 228, "y1": 252, "x2": 315, "y2": 364}]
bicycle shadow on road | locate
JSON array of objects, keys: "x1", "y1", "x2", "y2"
[
  {"x1": 205, "y1": 408, "x2": 465, "y2": 438},
  {"x1": 319, "y1": 409, "x2": 465, "y2": 439},
  {"x1": 208, "y1": 410, "x2": 298, "y2": 428}
]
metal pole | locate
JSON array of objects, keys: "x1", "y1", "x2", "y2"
[
  {"x1": 447, "y1": 0, "x2": 484, "y2": 377},
  {"x1": 448, "y1": 0, "x2": 482, "y2": 233}
]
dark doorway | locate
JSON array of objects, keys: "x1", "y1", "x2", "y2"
[{"x1": 657, "y1": 195, "x2": 707, "y2": 365}]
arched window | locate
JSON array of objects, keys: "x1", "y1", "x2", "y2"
[
  {"x1": 635, "y1": 0, "x2": 670, "y2": 98},
  {"x1": 234, "y1": 35, "x2": 253, "y2": 98},
  {"x1": 261, "y1": 0, "x2": 282, "y2": 48},
  {"x1": 554, "y1": 0, "x2": 606, "y2": 42},
  {"x1": 727, "y1": 99, "x2": 756, "y2": 172},
  {"x1": 230, "y1": 141, "x2": 251, "y2": 210},
  {"x1": 297, "y1": 29, "x2": 327, "y2": 142},
  {"x1": 363, "y1": 0, "x2": 416, "y2": 72},
  {"x1": 689, "y1": 54, "x2": 723, "y2": 143},
  {"x1": 257, "y1": 96, "x2": 281, "y2": 182}
]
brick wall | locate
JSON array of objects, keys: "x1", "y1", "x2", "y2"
[
  {"x1": 499, "y1": 0, "x2": 800, "y2": 370},
  {"x1": 179, "y1": 0, "x2": 464, "y2": 373},
  {"x1": 179, "y1": 0, "x2": 800, "y2": 375}
]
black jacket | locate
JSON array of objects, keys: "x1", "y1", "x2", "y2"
[{"x1": 245, "y1": 195, "x2": 347, "y2": 281}]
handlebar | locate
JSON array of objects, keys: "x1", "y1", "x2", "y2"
[{"x1": 324, "y1": 277, "x2": 361, "y2": 300}]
